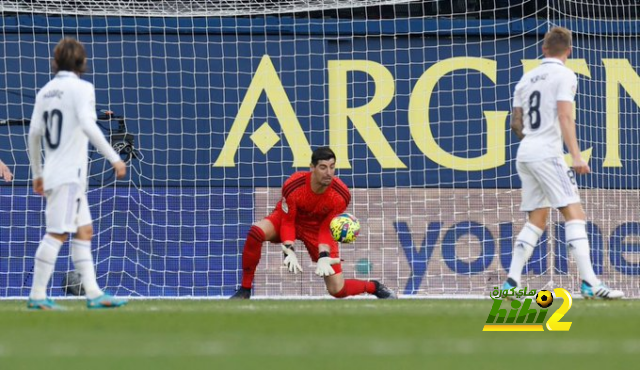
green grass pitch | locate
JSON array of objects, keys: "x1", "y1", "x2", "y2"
[{"x1": 0, "y1": 299, "x2": 638, "y2": 370}]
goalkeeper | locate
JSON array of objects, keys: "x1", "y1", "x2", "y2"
[
  {"x1": 26, "y1": 38, "x2": 128, "y2": 310},
  {"x1": 231, "y1": 146, "x2": 396, "y2": 299}
]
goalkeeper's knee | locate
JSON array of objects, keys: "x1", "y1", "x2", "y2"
[
  {"x1": 246, "y1": 225, "x2": 266, "y2": 243},
  {"x1": 329, "y1": 285, "x2": 348, "y2": 299}
]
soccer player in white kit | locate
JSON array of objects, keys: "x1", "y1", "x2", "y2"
[
  {"x1": 27, "y1": 38, "x2": 129, "y2": 309},
  {"x1": 503, "y1": 27, "x2": 623, "y2": 299}
]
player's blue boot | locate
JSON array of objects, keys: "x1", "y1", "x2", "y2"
[
  {"x1": 27, "y1": 298, "x2": 66, "y2": 311},
  {"x1": 501, "y1": 278, "x2": 524, "y2": 301},
  {"x1": 580, "y1": 281, "x2": 624, "y2": 300},
  {"x1": 87, "y1": 293, "x2": 128, "y2": 309}
]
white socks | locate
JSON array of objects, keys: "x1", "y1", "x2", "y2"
[
  {"x1": 565, "y1": 220, "x2": 600, "y2": 287},
  {"x1": 29, "y1": 235, "x2": 63, "y2": 300},
  {"x1": 30, "y1": 236, "x2": 104, "y2": 300},
  {"x1": 507, "y1": 222, "x2": 543, "y2": 285},
  {"x1": 507, "y1": 220, "x2": 600, "y2": 287},
  {"x1": 70, "y1": 239, "x2": 103, "y2": 299}
]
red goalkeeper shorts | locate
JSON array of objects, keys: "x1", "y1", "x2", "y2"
[{"x1": 265, "y1": 209, "x2": 342, "y2": 274}]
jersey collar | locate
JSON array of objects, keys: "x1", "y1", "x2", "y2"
[
  {"x1": 55, "y1": 71, "x2": 79, "y2": 79},
  {"x1": 541, "y1": 57, "x2": 564, "y2": 66}
]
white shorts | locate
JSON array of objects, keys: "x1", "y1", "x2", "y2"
[
  {"x1": 517, "y1": 157, "x2": 581, "y2": 212},
  {"x1": 45, "y1": 183, "x2": 92, "y2": 234}
]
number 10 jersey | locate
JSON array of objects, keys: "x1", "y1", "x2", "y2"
[{"x1": 29, "y1": 71, "x2": 120, "y2": 191}]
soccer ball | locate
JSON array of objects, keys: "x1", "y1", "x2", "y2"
[
  {"x1": 535, "y1": 290, "x2": 554, "y2": 308},
  {"x1": 61, "y1": 271, "x2": 85, "y2": 296},
  {"x1": 330, "y1": 213, "x2": 360, "y2": 243}
]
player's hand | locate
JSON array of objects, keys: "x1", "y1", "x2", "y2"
[
  {"x1": 33, "y1": 178, "x2": 44, "y2": 196},
  {"x1": 0, "y1": 161, "x2": 13, "y2": 182},
  {"x1": 112, "y1": 160, "x2": 127, "y2": 179},
  {"x1": 282, "y1": 245, "x2": 303, "y2": 274},
  {"x1": 315, "y1": 256, "x2": 341, "y2": 277},
  {"x1": 572, "y1": 157, "x2": 590, "y2": 175}
]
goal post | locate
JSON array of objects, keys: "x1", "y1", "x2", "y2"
[{"x1": 0, "y1": 0, "x2": 639, "y2": 298}]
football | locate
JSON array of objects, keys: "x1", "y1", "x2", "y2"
[
  {"x1": 535, "y1": 290, "x2": 554, "y2": 308},
  {"x1": 330, "y1": 213, "x2": 361, "y2": 243}
]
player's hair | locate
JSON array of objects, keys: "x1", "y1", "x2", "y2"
[
  {"x1": 311, "y1": 146, "x2": 336, "y2": 166},
  {"x1": 52, "y1": 38, "x2": 87, "y2": 74},
  {"x1": 543, "y1": 27, "x2": 572, "y2": 57}
]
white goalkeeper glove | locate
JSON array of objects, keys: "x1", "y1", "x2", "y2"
[
  {"x1": 315, "y1": 253, "x2": 341, "y2": 277},
  {"x1": 282, "y1": 244, "x2": 303, "y2": 274}
]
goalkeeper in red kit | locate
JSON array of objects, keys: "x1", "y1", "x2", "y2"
[{"x1": 230, "y1": 146, "x2": 396, "y2": 299}]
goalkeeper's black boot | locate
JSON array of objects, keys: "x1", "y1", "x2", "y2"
[
  {"x1": 229, "y1": 287, "x2": 252, "y2": 299},
  {"x1": 372, "y1": 281, "x2": 397, "y2": 299}
]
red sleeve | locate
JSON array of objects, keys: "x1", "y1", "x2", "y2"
[
  {"x1": 280, "y1": 197, "x2": 297, "y2": 243},
  {"x1": 332, "y1": 178, "x2": 351, "y2": 207},
  {"x1": 317, "y1": 179, "x2": 350, "y2": 246},
  {"x1": 317, "y1": 214, "x2": 336, "y2": 246},
  {"x1": 279, "y1": 173, "x2": 306, "y2": 243}
]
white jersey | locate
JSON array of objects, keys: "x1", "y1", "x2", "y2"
[
  {"x1": 513, "y1": 58, "x2": 578, "y2": 162},
  {"x1": 28, "y1": 71, "x2": 121, "y2": 191}
]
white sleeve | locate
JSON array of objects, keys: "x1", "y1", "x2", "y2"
[
  {"x1": 512, "y1": 81, "x2": 523, "y2": 108},
  {"x1": 76, "y1": 84, "x2": 122, "y2": 164},
  {"x1": 557, "y1": 71, "x2": 577, "y2": 102},
  {"x1": 28, "y1": 98, "x2": 45, "y2": 179}
]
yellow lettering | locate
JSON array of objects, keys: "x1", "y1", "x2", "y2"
[
  {"x1": 408, "y1": 57, "x2": 507, "y2": 171},
  {"x1": 603, "y1": 59, "x2": 640, "y2": 167},
  {"x1": 213, "y1": 55, "x2": 311, "y2": 167},
  {"x1": 328, "y1": 60, "x2": 406, "y2": 169}
]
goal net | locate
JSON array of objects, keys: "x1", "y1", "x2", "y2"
[{"x1": 1, "y1": 0, "x2": 638, "y2": 298}]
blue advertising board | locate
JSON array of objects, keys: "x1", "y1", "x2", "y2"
[{"x1": 0, "y1": 186, "x2": 252, "y2": 296}]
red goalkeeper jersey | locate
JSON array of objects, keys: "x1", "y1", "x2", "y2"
[{"x1": 275, "y1": 171, "x2": 351, "y2": 246}]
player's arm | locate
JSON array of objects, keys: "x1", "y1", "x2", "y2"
[
  {"x1": 317, "y1": 213, "x2": 338, "y2": 254},
  {"x1": 558, "y1": 101, "x2": 588, "y2": 174},
  {"x1": 280, "y1": 191, "x2": 303, "y2": 273},
  {"x1": 511, "y1": 83, "x2": 525, "y2": 140},
  {"x1": 314, "y1": 213, "x2": 343, "y2": 277},
  {"x1": 557, "y1": 73, "x2": 589, "y2": 174},
  {"x1": 0, "y1": 159, "x2": 13, "y2": 182},
  {"x1": 317, "y1": 186, "x2": 348, "y2": 248},
  {"x1": 28, "y1": 100, "x2": 45, "y2": 194},
  {"x1": 314, "y1": 186, "x2": 348, "y2": 277},
  {"x1": 76, "y1": 85, "x2": 127, "y2": 179},
  {"x1": 510, "y1": 107, "x2": 524, "y2": 140},
  {"x1": 280, "y1": 195, "x2": 297, "y2": 246}
]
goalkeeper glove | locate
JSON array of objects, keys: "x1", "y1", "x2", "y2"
[
  {"x1": 315, "y1": 253, "x2": 341, "y2": 277},
  {"x1": 282, "y1": 244, "x2": 303, "y2": 274}
]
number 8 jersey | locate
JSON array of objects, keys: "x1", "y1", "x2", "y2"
[
  {"x1": 28, "y1": 71, "x2": 121, "y2": 191},
  {"x1": 512, "y1": 57, "x2": 578, "y2": 162}
]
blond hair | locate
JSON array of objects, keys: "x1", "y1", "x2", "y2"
[{"x1": 543, "y1": 27, "x2": 572, "y2": 57}]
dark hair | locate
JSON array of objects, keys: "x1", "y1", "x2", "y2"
[
  {"x1": 543, "y1": 27, "x2": 572, "y2": 57},
  {"x1": 311, "y1": 146, "x2": 336, "y2": 166},
  {"x1": 53, "y1": 38, "x2": 86, "y2": 74}
]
